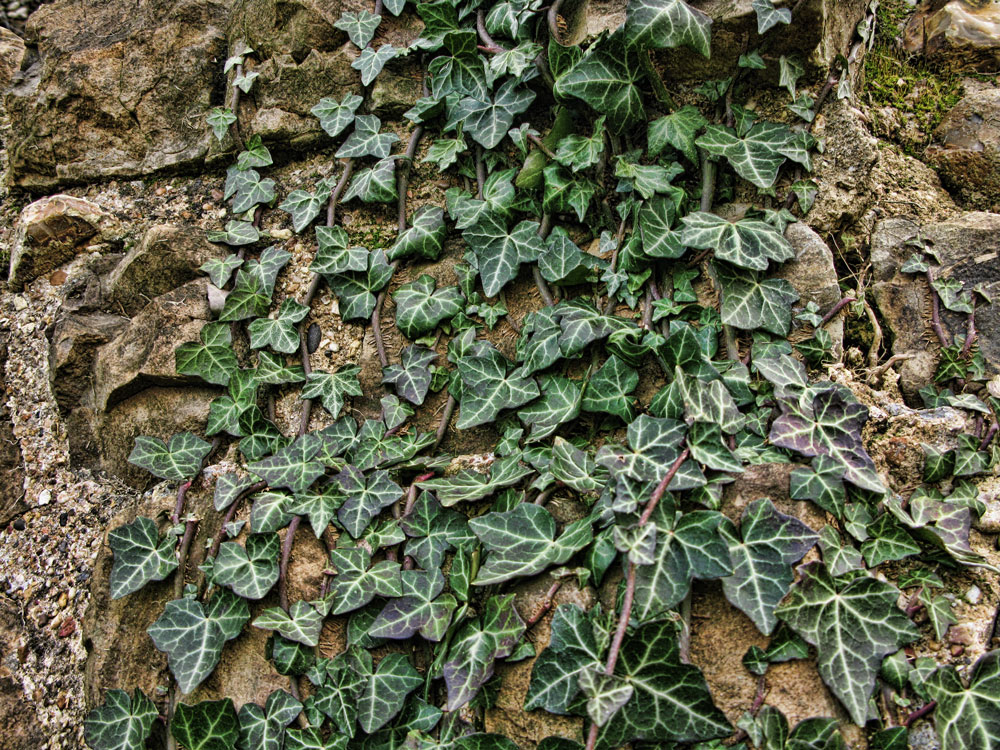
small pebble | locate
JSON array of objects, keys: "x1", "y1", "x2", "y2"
[
  {"x1": 966, "y1": 585, "x2": 982, "y2": 605},
  {"x1": 307, "y1": 323, "x2": 321, "y2": 353},
  {"x1": 13, "y1": 518, "x2": 25, "y2": 531},
  {"x1": 950, "y1": 645, "x2": 964, "y2": 657}
]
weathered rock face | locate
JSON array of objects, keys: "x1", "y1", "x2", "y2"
[
  {"x1": 0, "y1": 26, "x2": 25, "y2": 93},
  {"x1": 871, "y1": 212, "x2": 1000, "y2": 399},
  {"x1": 7, "y1": 195, "x2": 122, "y2": 291},
  {"x1": 781, "y1": 222, "x2": 844, "y2": 352},
  {"x1": 4, "y1": 0, "x2": 230, "y2": 189},
  {"x1": 0, "y1": 598, "x2": 47, "y2": 750},
  {"x1": 927, "y1": 80, "x2": 1000, "y2": 211},
  {"x1": 0, "y1": 335, "x2": 25, "y2": 527},
  {"x1": 48, "y1": 312, "x2": 129, "y2": 411},
  {"x1": 904, "y1": 0, "x2": 1000, "y2": 73}
]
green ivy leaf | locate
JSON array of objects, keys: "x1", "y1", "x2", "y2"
[
  {"x1": 457, "y1": 345, "x2": 539, "y2": 428},
  {"x1": 648, "y1": 105, "x2": 707, "y2": 164},
  {"x1": 229, "y1": 169, "x2": 277, "y2": 214},
  {"x1": 719, "y1": 498, "x2": 818, "y2": 634},
  {"x1": 173, "y1": 699, "x2": 240, "y2": 750},
  {"x1": 249, "y1": 433, "x2": 326, "y2": 493},
  {"x1": 370, "y1": 568, "x2": 458, "y2": 641},
  {"x1": 389, "y1": 206, "x2": 447, "y2": 262},
  {"x1": 428, "y1": 31, "x2": 489, "y2": 100},
  {"x1": 213, "y1": 533, "x2": 280, "y2": 600},
  {"x1": 200, "y1": 254, "x2": 244, "y2": 288},
  {"x1": 329, "y1": 249, "x2": 394, "y2": 320},
  {"x1": 208, "y1": 220, "x2": 260, "y2": 247},
  {"x1": 518, "y1": 375, "x2": 583, "y2": 442},
  {"x1": 356, "y1": 651, "x2": 423, "y2": 733},
  {"x1": 582, "y1": 355, "x2": 639, "y2": 421},
  {"x1": 790, "y1": 455, "x2": 846, "y2": 518},
  {"x1": 752, "y1": 0, "x2": 791, "y2": 33},
  {"x1": 108, "y1": 516, "x2": 178, "y2": 599},
  {"x1": 464, "y1": 213, "x2": 544, "y2": 298},
  {"x1": 394, "y1": 275, "x2": 464, "y2": 339},
  {"x1": 338, "y1": 115, "x2": 399, "y2": 159},
  {"x1": 416, "y1": 454, "x2": 532, "y2": 506},
  {"x1": 697, "y1": 122, "x2": 792, "y2": 189},
  {"x1": 382, "y1": 345, "x2": 438, "y2": 406},
  {"x1": 207, "y1": 107, "x2": 237, "y2": 141},
  {"x1": 328, "y1": 547, "x2": 402, "y2": 614},
  {"x1": 84, "y1": 689, "x2": 158, "y2": 750},
  {"x1": 926, "y1": 650, "x2": 1000, "y2": 750},
  {"x1": 775, "y1": 562, "x2": 919, "y2": 724},
  {"x1": 335, "y1": 466, "x2": 403, "y2": 538},
  {"x1": 254, "y1": 600, "x2": 324, "y2": 647},
  {"x1": 716, "y1": 261, "x2": 799, "y2": 335},
  {"x1": 176, "y1": 322, "x2": 239, "y2": 386},
  {"x1": 238, "y1": 690, "x2": 302, "y2": 750},
  {"x1": 248, "y1": 299, "x2": 310, "y2": 354},
  {"x1": 312, "y1": 93, "x2": 363, "y2": 139},
  {"x1": 400, "y1": 492, "x2": 473, "y2": 570},
  {"x1": 302, "y1": 366, "x2": 362, "y2": 419},
  {"x1": 449, "y1": 78, "x2": 536, "y2": 149},
  {"x1": 128, "y1": 432, "x2": 212, "y2": 481},
  {"x1": 817, "y1": 525, "x2": 864, "y2": 577},
  {"x1": 279, "y1": 186, "x2": 331, "y2": 234},
  {"x1": 624, "y1": 0, "x2": 712, "y2": 56},
  {"x1": 861, "y1": 513, "x2": 921, "y2": 567},
  {"x1": 680, "y1": 212, "x2": 793, "y2": 271},
  {"x1": 554, "y1": 46, "x2": 644, "y2": 133},
  {"x1": 148, "y1": 589, "x2": 250, "y2": 694},
  {"x1": 525, "y1": 604, "x2": 604, "y2": 713},
  {"x1": 554, "y1": 117, "x2": 606, "y2": 171},
  {"x1": 335, "y1": 9, "x2": 381, "y2": 48},
  {"x1": 343, "y1": 157, "x2": 398, "y2": 204}
]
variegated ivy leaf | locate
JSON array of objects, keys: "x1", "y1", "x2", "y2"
[
  {"x1": 214, "y1": 473, "x2": 257, "y2": 512},
  {"x1": 248, "y1": 299, "x2": 310, "y2": 354},
  {"x1": 237, "y1": 134, "x2": 273, "y2": 171},
  {"x1": 789, "y1": 454, "x2": 846, "y2": 518},
  {"x1": 443, "y1": 594, "x2": 525, "y2": 710},
  {"x1": 108, "y1": 517, "x2": 178, "y2": 599},
  {"x1": 428, "y1": 30, "x2": 489, "y2": 100},
  {"x1": 457, "y1": 345, "x2": 539, "y2": 428},
  {"x1": 770, "y1": 382, "x2": 886, "y2": 493},
  {"x1": 624, "y1": 0, "x2": 712, "y2": 56},
  {"x1": 287, "y1": 483, "x2": 344, "y2": 538},
  {"x1": 329, "y1": 249, "x2": 395, "y2": 320},
  {"x1": 238, "y1": 689, "x2": 302, "y2": 750},
  {"x1": 393, "y1": 275, "x2": 463, "y2": 339},
  {"x1": 220, "y1": 246, "x2": 292, "y2": 321},
  {"x1": 632, "y1": 499, "x2": 732, "y2": 621},
  {"x1": 382, "y1": 345, "x2": 437, "y2": 405},
  {"x1": 697, "y1": 122, "x2": 792, "y2": 189},
  {"x1": 380, "y1": 394, "x2": 413, "y2": 431},
  {"x1": 279, "y1": 186, "x2": 331, "y2": 234},
  {"x1": 312, "y1": 226, "x2": 367, "y2": 278},
  {"x1": 244, "y1": 489, "x2": 289, "y2": 533},
  {"x1": 818, "y1": 525, "x2": 864, "y2": 577},
  {"x1": 716, "y1": 260, "x2": 799, "y2": 335},
  {"x1": 416, "y1": 454, "x2": 533, "y2": 506},
  {"x1": 200, "y1": 254, "x2": 244, "y2": 288},
  {"x1": 342, "y1": 157, "x2": 397, "y2": 204},
  {"x1": 554, "y1": 45, "x2": 644, "y2": 133},
  {"x1": 468, "y1": 502, "x2": 593, "y2": 585},
  {"x1": 778, "y1": 55, "x2": 804, "y2": 97},
  {"x1": 335, "y1": 9, "x2": 381, "y2": 48},
  {"x1": 335, "y1": 465, "x2": 402, "y2": 538},
  {"x1": 148, "y1": 589, "x2": 250, "y2": 694},
  {"x1": 648, "y1": 106, "x2": 707, "y2": 165},
  {"x1": 370, "y1": 568, "x2": 458, "y2": 641},
  {"x1": 207, "y1": 107, "x2": 237, "y2": 141},
  {"x1": 551, "y1": 438, "x2": 605, "y2": 493},
  {"x1": 776, "y1": 562, "x2": 919, "y2": 724},
  {"x1": 388, "y1": 205, "x2": 447, "y2": 262},
  {"x1": 172, "y1": 698, "x2": 240, "y2": 750},
  {"x1": 285, "y1": 727, "x2": 347, "y2": 750},
  {"x1": 354, "y1": 651, "x2": 423, "y2": 733},
  {"x1": 253, "y1": 600, "x2": 325, "y2": 647},
  {"x1": 595, "y1": 414, "x2": 686, "y2": 484},
  {"x1": 312, "y1": 93, "x2": 363, "y2": 139},
  {"x1": 84, "y1": 689, "x2": 158, "y2": 750},
  {"x1": 129, "y1": 432, "x2": 212, "y2": 481},
  {"x1": 208, "y1": 220, "x2": 260, "y2": 246},
  {"x1": 327, "y1": 547, "x2": 401, "y2": 614},
  {"x1": 400, "y1": 492, "x2": 474, "y2": 569},
  {"x1": 422, "y1": 136, "x2": 466, "y2": 171},
  {"x1": 598, "y1": 621, "x2": 730, "y2": 746},
  {"x1": 213, "y1": 533, "x2": 280, "y2": 600},
  {"x1": 581, "y1": 354, "x2": 638, "y2": 421},
  {"x1": 338, "y1": 115, "x2": 399, "y2": 160},
  {"x1": 346, "y1": 418, "x2": 432, "y2": 471},
  {"x1": 920, "y1": 589, "x2": 956, "y2": 641},
  {"x1": 680, "y1": 211, "x2": 794, "y2": 271},
  {"x1": 249, "y1": 433, "x2": 326, "y2": 493},
  {"x1": 255, "y1": 351, "x2": 305, "y2": 385},
  {"x1": 308, "y1": 655, "x2": 364, "y2": 736},
  {"x1": 926, "y1": 650, "x2": 1000, "y2": 750},
  {"x1": 233, "y1": 71, "x2": 259, "y2": 93},
  {"x1": 686, "y1": 421, "x2": 742, "y2": 472},
  {"x1": 518, "y1": 375, "x2": 583, "y2": 442},
  {"x1": 449, "y1": 78, "x2": 536, "y2": 150},
  {"x1": 383, "y1": 0, "x2": 406, "y2": 16},
  {"x1": 446, "y1": 170, "x2": 516, "y2": 228},
  {"x1": 543, "y1": 164, "x2": 598, "y2": 222},
  {"x1": 463, "y1": 212, "x2": 544, "y2": 298},
  {"x1": 752, "y1": 0, "x2": 791, "y2": 33},
  {"x1": 861, "y1": 513, "x2": 921, "y2": 567},
  {"x1": 351, "y1": 43, "x2": 396, "y2": 85},
  {"x1": 580, "y1": 669, "x2": 634, "y2": 727},
  {"x1": 719, "y1": 498, "x2": 818, "y2": 634},
  {"x1": 554, "y1": 117, "x2": 606, "y2": 172},
  {"x1": 228, "y1": 169, "x2": 276, "y2": 214},
  {"x1": 302, "y1": 366, "x2": 362, "y2": 419},
  {"x1": 176, "y1": 321, "x2": 238, "y2": 386},
  {"x1": 524, "y1": 604, "x2": 604, "y2": 714}
]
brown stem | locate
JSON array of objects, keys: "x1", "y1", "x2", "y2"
[
  {"x1": 979, "y1": 421, "x2": 998, "y2": 452},
  {"x1": 525, "y1": 580, "x2": 563, "y2": 627},
  {"x1": 819, "y1": 297, "x2": 855, "y2": 327},
  {"x1": 207, "y1": 481, "x2": 267, "y2": 559},
  {"x1": 533, "y1": 486, "x2": 556, "y2": 505},
  {"x1": 433, "y1": 394, "x2": 457, "y2": 452},
  {"x1": 475, "y1": 146, "x2": 486, "y2": 199},
  {"x1": 904, "y1": 700, "x2": 936, "y2": 727},
  {"x1": 639, "y1": 449, "x2": 690, "y2": 525},
  {"x1": 642, "y1": 287, "x2": 654, "y2": 330},
  {"x1": 372, "y1": 259, "x2": 401, "y2": 369},
  {"x1": 327, "y1": 159, "x2": 354, "y2": 226},
  {"x1": 476, "y1": 10, "x2": 506, "y2": 53},
  {"x1": 528, "y1": 132, "x2": 556, "y2": 159},
  {"x1": 279, "y1": 515, "x2": 301, "y2": 612},
  {"x1": 926, "y1": 270, "x2": 950, "y2": 349},
  {"x1": 397, "y1": 119, "x2": 427, "y2": 232},
  {"x1": 962, "y1": 302, "x2": 977, "y2": 360}
]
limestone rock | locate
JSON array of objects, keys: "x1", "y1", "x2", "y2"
[
  {"x1": 0, "y1": 598, "x2": 46, "y2": 750},
  {"x1": 872, "y1": 212, "x2": 1000, "y2": 398},
  {"x1": 781, "y1": 222, "x2": 844, "y2": 352},
  {"x1": 927, "y1": 81, "x2": 1000, "y2": 211},
  {"x1": 904, "y1": 0, "x2": 1000, "y2": 74},
  {"x1": 4, "y1": 0, "x2": 230, "y2": 189},
  {"x1": 106, "y1": 224, "x2": 223, "y2": 316},
  {"x1": 0, "y1": 336, "x2": 25, "y2": 528},
  {"x1": 0, "y1": 26, "x2": 25, "y2": 93},
  {"x1": 48, "y1": 312, "x2": 129, "y2": 412},
  {"x1": 92, "y1": 279, "x2": 212, "y2": 411},
  {"x1": 8, "y1": 195, "x2": 122, "y2": 291}
]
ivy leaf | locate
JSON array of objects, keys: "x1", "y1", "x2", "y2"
[
  {"x1": 624, "y1": 0, "x2": 712, "y2": 56},
  {"x1": 312, "y1": 93, "x2": 364, "y2": 139},
  {"x1": 428, "y1": 31, "x2": 489, "y2": 100},
  {"x1": 84, "y1": 689, "x2": 157, "y2": 750},
  {"x1": 555, "y1": 47, "x2": 644, "y2": 133},
  {"x1": 342, "y1": 158, "x2": 397, "y2": 204},
  {"x1": 580, "y1": 669, "x2": 634, "y2": 727},
  {"x1": 285, "y1": 728, "x2": 348, "y2": 750},
  {"x1": 633, "y1": 501, "x2": 732, "y2": 621},
  {"x1": 680, "y1": 212, "x2": 793, "y2": 271},
  {"x1": 229, "y1": 169, "x2": 276, "y2": 214},
  {"x1": 719, "y1": 498, "x2": 818, "y2": 634},
  {"x1": 237, "y1": 135, "x2": 272, "y2": 171},
  {"x1": 525, "y1": 604, "x2": 604, "y2": 713},
  {"x1": 861, "y1": 513, "x2": 921, "y2": 567},
  {"x1": 280, "y1": 187, "x2": 330, "y2": 234},
  {"x1": 253, "y1": 600, "x2": 324, "y2": 647},
  {"x1": 595, "y1": 414, "x2": 686, "y2": 485},
  {"x1": 416, "y1": 454, "x2": 533, "y2": 506},
  {"x1": 394, "y1": 275, "x2": 463, "y2": 339},
  {"x1": 336, "y1": 466, "x2": 402, "y2": 538},
  {"x1": 148, "y1": 589, "x2": 250, "y2": 694},
  {"x1": 716, "y1": 260, "x2": 799, "y2": 335},
  {"x1": 369, "y1": 568, "x2": 457, "y2": 642},
  {"x1": 450, "y1": 78, "x2": 536, "y2": 150},
  {"x1": 926, "y1": 650, "x2": 1000, "y2": 750},
  {"x1": 356, "y1": 652, "x2": 423, "y2": 733},
  {"x1": 108, "y1": 517, "x2": 178, "y2": 599},
  {"x1": 469, "y1": 503, "x2": 593, "y2": 585},
  {"x1": 176, "y1": 322, "x2": 238, "y2": 386},
  {"x1": 339, "y1": 115, "x2": 399, "y2": 159},
  {"x1": 335, "y1": 9, "x2": 381, "y2": 48},
  {"x1": 599, "y1": 621, "x2": 730, "y2": 746},
  {"x1": 382, "y1": 345, "x2": 438, "y2": 406},
  {"x1": 775, "y1": 562, "x2": 919, "y2": 724},
  {"x1": 213, "y1": 533, "x2": 280, "y2": 600},
  {"x1": 818, "y1": 525, "x2": 864, "y2": 577},
  {"x1": 697, "y1": 122, "x2": 791, "y2": 189},
  {"x1": 400, "y1": 492, "x2": 473, "y2": 570},
  {"x1": 752, "y1": 0, "x2": 792, "y2": 33},
  {"x1": 302, "y1": 366, "x2": 362, "y2": 419},
  {"x1": 778, "y1": 55, "x2": 804, "y2": 97},
  {"x1": 249, "y1": 433, "x2": 326, "y2": 493},
  {"x1": 128, "y1": 432, "x2": 212, "y2": 481},
  {"x1": 648, "y1": 105, "x2": 707, "y2": 164},
  {"x1": 518, "y1": 375, "x2": 583, "y2": 442},
  {"x1": 581, "y1": 355, "x2": 638, "y2": 421},
  {"x1": 464, "y1": 213, "x2": 544, "y2": 298},
  {"x1": 328, "y1": 549, "x2": 401, "y2": 615},
  {"x1": 173, "y1": 699, "x2": 240, "y2": 750},
  {"x1": 687, "y1": 421, "x2": 742, "y2": 472},
  {"x1": 388, "y1": 206, "x2": 447, "y2": 262},
  {"x1": 352, "y1": 43, "x2": 396, "y2": 85},
  {"x1": 329, "y1": 249, "x2": 394, "y2": 320},
  {"x1": 208, "y1": 220, "x2": 259, "y2": 246},
  {"x1": 554, "y1": 117, "x2": 606, "y2": 172},
  {"x1": 457, "y1": 346, "x2": 539, "y2": 429},
  {"x1": 790, "y1": 455, "x2": 846, "y2": 518},
  {"x1": 552, "y1": 438, "x2": 604, "y2": 493},
  {"x1": 238, "y1": 690, "x2": 302, "y2": 750},
  {"x1": 255, "y1": 352, "x2": 305, "y2": 385},
  {"x1": 309, "y1": 656, "x2": 364, "y2": 736},
  {"x1": 248, "y1": 299, "x2": 310, "y2": 354},
  {"x1": 770, "y1": 383, "x2": 885, "y2": 493},
  {"x1": 443, "y1": 595, "x2": 525, "y2": 710},
  {"x1": 543, "y1": 165, "x2": 598, "y2": 222},
  {"x1": 312, "y1": 226, "x2": 367, "y2": 278},
  {"x1": 201, "y1": 254, "x2": 244, "y2": 288},
  {"x1": 208, "y1": 107, "x2": 237, "y2": 140}
]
